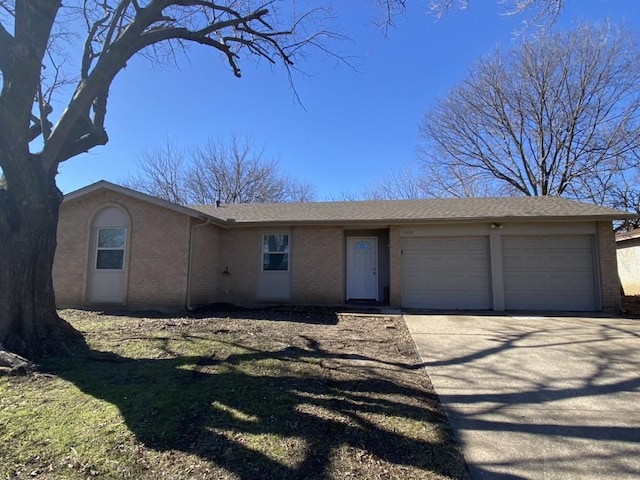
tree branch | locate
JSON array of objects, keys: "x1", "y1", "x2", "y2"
[
  {"x1": 101, "y1": 0, "x2": 134, "y2": 55},
  {"x1": 54, "y1": 85, "x2": 110, "y2": 163},
  {"x1": 131, "y1": 6, "x2": 285, "y2": 78},
  {"x1": 81, "y1": 6, "x2": 111, "y2": 79},
  {"x1": 139, "y1": 25, "x2": 243, "y2": 75}
]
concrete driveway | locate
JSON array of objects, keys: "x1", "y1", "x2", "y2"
[{"x1": 404, "y1": 314, "x2": 640, "y2": 480}]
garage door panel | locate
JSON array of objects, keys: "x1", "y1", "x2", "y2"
[
  {"x1": 445, "y1": 272, "x2": 488, "y2": 286},
  {"x1": 403, "y1": 290, "x2": 491, "y2": 310},
  {"x1": 465, "y1": 237, "x2": 489, "y2": 249},
  {"x1": 402, "y1": 236, "x2": 491, "y2": 310},
  {"x1": 507, "y1": 272, "x2": 592, "y2": 290},
  {"x1": 503, "y1": 235, "x2": 596, "y2": 311},
  {"x1": 505, "y1": 254, "x2": 592, "y2": 271},
  {"x1": 545, "y1": 236, "x2": 592, "y2": 249},
  {"x1": 404, "y1": 237, "x2": 488, "y2": 253},
  {"x1": 447, "y1": 255, "x2": 485, "y2": 270},
  {"x1": 403, "y1": 238, "x2": 442, "y2": 251}
]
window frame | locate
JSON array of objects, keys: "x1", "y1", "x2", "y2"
[
  {"x1": 95, "y1": 227, "x2": 127, "y2": 271},
  {"x1": 261, "y1": 234, "x2": 290, "y2": 272}
]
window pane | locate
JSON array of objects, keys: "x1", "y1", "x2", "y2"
[
  {"x1": 98, "y1": 228, "x2": 126, "y2": 248},
  {"x1": 263, "y1": 234, "x2": 288, "y2": 253},
  {"x1": 263, "y1": 253, "x2": 288, "y2": 271},
  {"x1": 97, "y1": 250, "x2": 124, "y2": 270},
  {"x1": 355, "y1": 241, "x2": 371, "y2": 250}
]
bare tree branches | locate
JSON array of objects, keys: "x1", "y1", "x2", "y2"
[
  {"x1": 417, "y1": 23, "x2": 640, "y2": 203},
  {"x1": 0, "y1": 0, "x2": 337, "y2": 179},
  {"x1": 430, "y1": 0, "x2": 565, "y2": 26},
  {"x1": 610, "y1": 177, "x2": 640, "y2": 231},
  {"x1": 125, "y1": 138, "x2": 189, "y2": 204},
  {"x1": 125, "y1": 135, "x2": 315, "y2": 205},
  {"x1": 362, "y1": 161, "x2": 428, "y2": 200},
  {"x1": 369, "y1": 0, "x2": 406, "y2": 33}
]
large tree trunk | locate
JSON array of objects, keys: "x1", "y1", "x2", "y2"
[
  {"x1": 0, "y1": 175, "x2": 83, "y2": 367},
  {"x1": 0, "y1": 0, "x2": 77, "y2": 368}
]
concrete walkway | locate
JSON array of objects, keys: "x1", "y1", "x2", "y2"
[{"x1": 404, "y1": 314, "x2": 640, "y2": 480}]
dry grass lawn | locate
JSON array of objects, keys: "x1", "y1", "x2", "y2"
[{"x1": 0, "y1": 307, "x2": 469, "y2": 480}]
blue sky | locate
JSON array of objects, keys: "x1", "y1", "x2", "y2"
[{"x1": 55, "y1": 1, "x2": 640, "y2": 200}]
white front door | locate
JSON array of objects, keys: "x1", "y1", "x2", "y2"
[{"x1": 347, "y1": 237, "x2": 378, "y2": 300}]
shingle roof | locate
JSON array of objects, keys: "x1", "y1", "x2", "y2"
[
  {"x1": 64, "y1": 181, "x2": 635, "y2": 227},
  {"x1": 616, "y1": 228, "x2": 640, "y2": 242},
  {"x1": 192, "y1": 196, "x2": 634, "y2": 226},
  {"x1": 63, "y1": 180, "x2": 226, "y2": 225}
]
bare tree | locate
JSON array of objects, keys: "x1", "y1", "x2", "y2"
[
  {"x1": 126, "y1": 138, "x2": 189, "y2": 205},
  {"x1": 608, "y1": 173, "x2": 640, "y2": 231},
  {"x1": 420, "y1": 162, "x2": 503, "y2": 198},
  {"x1": 188, "y1": 135, "x2": 314, "y2": 204},
  {"x1": 361, "y1": 161, "x2": 428, "y2": 200},
  {"x1": 418, "y1": 23, "x2": 640, "y2": 201},
  {"x1": 430, "y1": 0, "x2": 565, "y2": 26},
  {"x1": 379, "y1": 0, "x2": 565, "y2": 26},
  {"x1": 363, "y1": 159, "x2": 499, "y2": 200},
  {"x1": 127, "y1": 135, "x2": 314, "y2": 205},
  {"x1": 0, "y1": 0, "x2": 336, "y2": 366}
]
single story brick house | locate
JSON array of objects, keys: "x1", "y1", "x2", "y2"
[
  {"x1": 616, "y1": 228, "x2": 640, "y2": 295},
  {"x1": 53, "y1": 180, "x2": 634, "y2": 313}
]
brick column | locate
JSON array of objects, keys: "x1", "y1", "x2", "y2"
[
  {"x1": 597, "y1": 221, "x2": 621, "y2": 313},
  {"x1": 389, "y1": 226, "x2": 402, "y2": 307}
]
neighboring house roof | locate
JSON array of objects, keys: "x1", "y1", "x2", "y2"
[
  {"x1": 64, "y1": 180, "x2": 635, "y2": 227},
  {"x1": 62, "y1": 180, "x2": 226, "y2": 226},
  {"x1": 616, "y1": 228, "x2": 640, "y2": 244},
  {"x1": 193, "y1": 196, "x2": 635, "y2": 226}
]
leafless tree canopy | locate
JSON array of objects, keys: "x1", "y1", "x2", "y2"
[
  {"x1": 418, "y1": 23, "x2": 640, "y2": 204},
  {"x1": 430, "y1": 0, "x2": 565, "y2": 26},
  {"x1": 126, "y1": 135, "x2": 315, "y2": 205},
  {"x1": 125, "y1": 138, "x2": 189, "y2": 205},
  {"x1": 361, "y1": 161, "x2": 428, "y2": 200}
]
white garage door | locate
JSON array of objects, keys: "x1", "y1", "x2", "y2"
[
  {"x1": 502, "y1": 235, "x2": 596, "y2": 311},
  {"x1": 402, "y1": 237, "x2": 492, "y2": 309}
]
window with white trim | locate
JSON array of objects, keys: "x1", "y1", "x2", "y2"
[
  {"x1": 96, "y1": 228, "x2": 127, "y2": 270},
  {"x1": 262, "y1": 234, "x2": 289, "y2": 271}
]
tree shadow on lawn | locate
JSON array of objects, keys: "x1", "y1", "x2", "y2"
[
  {"x1": 83, "y1": 305, "x2": 343, "y2": 325},
  {"x1": 44, "y1": 340, "x2": 469, "y2": 479}
]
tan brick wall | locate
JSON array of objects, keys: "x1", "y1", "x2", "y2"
[
  {"x1": 54, "y1": 199, "x2": 90, "y2": 306},
  {"x1": 617, "y1": 239, "x2": 640, "y2": 295},
  {"x1": 54, "y1": 189, "x2": 191, "y2": 309},
  {"x1": 127, "y1": 203, "x2": 190, "y2": 308},
  {"x1": 389, "y1": 226, "x2": 402, "y2": 307},
  {"x1": 291, "y1": 226, "x2": 344, "y2": 304},
  {"x1": 188, "y1": 220, "x2": 220, "y2": 307},
  {"x1": 216, "y1": 227, "x2": 260, "y2": 305},
  {"x1": 213, "y1": 226, "x2": 347, "y2": 306},
  {"x1": 597, "y1": 221, "x2": 621, "y2": 312}
]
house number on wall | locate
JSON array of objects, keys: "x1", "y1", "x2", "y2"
[{"x1": 401, "y1": 229, "x2": 414, "y2": 237}]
